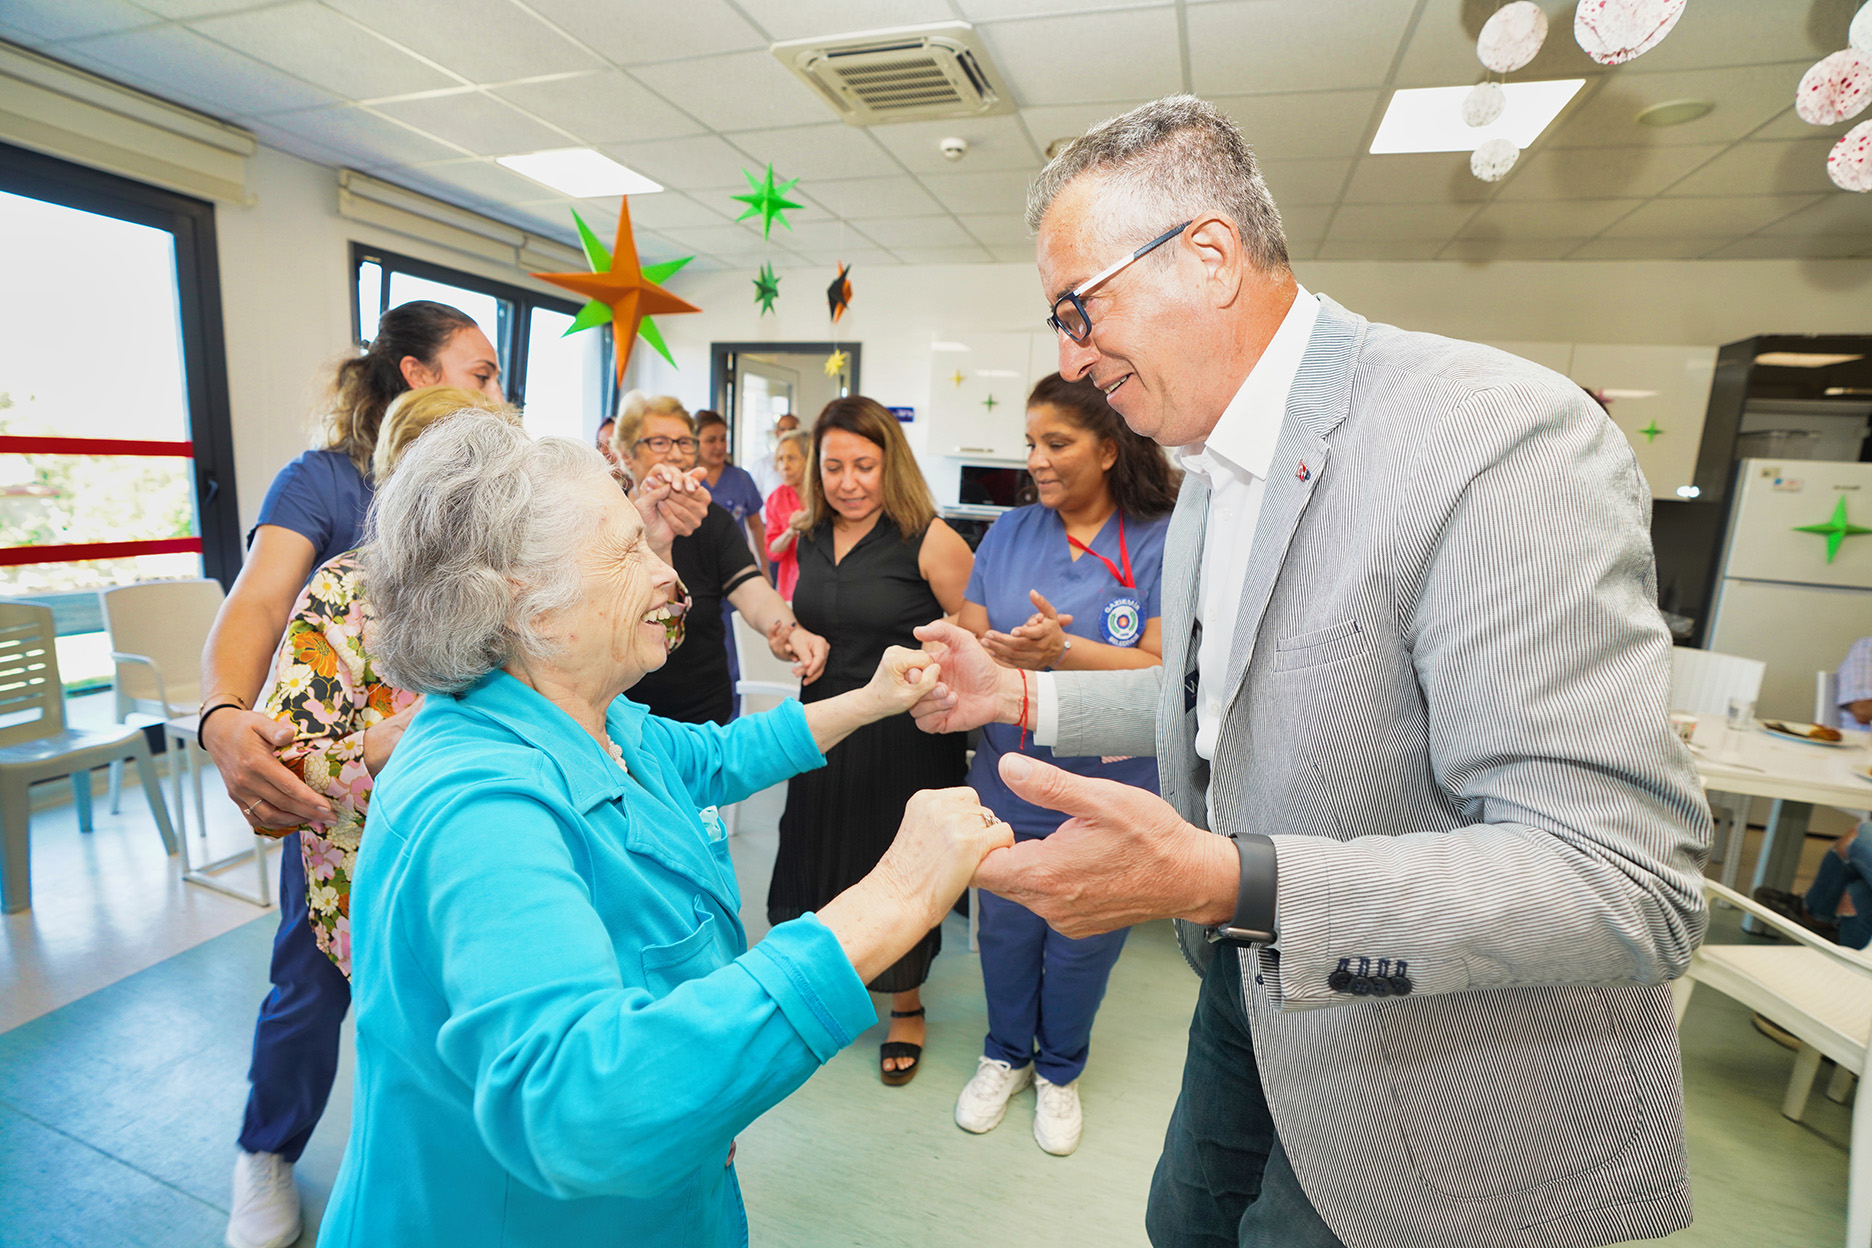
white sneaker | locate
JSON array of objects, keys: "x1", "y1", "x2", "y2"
[
  {"x1": 954, "y1": 1056, "x2": 1034, "y2": 1134},
  {"x1": 226, "y1": 1150, "x2": 302, "y2": 1248},
  {"x1": 1033, "y1": 1074, "x2": 1084, "y2": 1156}
]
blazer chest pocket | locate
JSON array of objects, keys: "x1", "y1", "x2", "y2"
[
  {"x1": 640, "y1": 901, "x2": 721, "y2": 996},
  {"x1": 1271, "y1": 619, "x2": 1370, "y2": 672}
]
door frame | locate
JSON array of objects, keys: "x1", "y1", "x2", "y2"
[{"x1": 710, "y1": 341, "x2": 862, "y2": 448}]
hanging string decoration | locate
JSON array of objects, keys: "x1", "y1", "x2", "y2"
[
  {"x1": 1574, "y1": 0, "x2": 1688, "y2": 67},
  {"x1": 1854, "y1": 0, "x2": 1872, "y2": 55},
  {"x1": 1476, "y1": 2, "x2": 1547, "y2": 73},
  {"x1": 826, "y1": 263, "x2": 853, "y2": 323},
  {"x1": 1830, "y1": 120, "x2": 1872, "y2": 192},
  {"x1": 1797, "y1": 49, "x2": 1872, "y2": 127},
  {"x1": 733, "y1": 164, "x2": 804, "y2": 238},
  {"x1": 1463, "y1": 82, "x2": 1507, "y2": 127},
  {"x1": 533, "y1": 201, "x2": 699, "y2": 378},
  {"x1": 1471, "y1": 138, "x2": 1521, "y2": 182},
  {"x1": 753, "y1": 262, "x2": 781, "y2": 315},
  {"x1": 823, "y1": 348, "x2": 850, "y2": 378}
]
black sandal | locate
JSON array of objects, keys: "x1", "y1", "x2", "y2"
[{"x1": 880, "y1": 1007, "x2": 925, "y2": 1087}]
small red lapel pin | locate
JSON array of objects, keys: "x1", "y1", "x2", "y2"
[{"x1": 1296, "y1": 461, "x2": 1310, "y2": 482}]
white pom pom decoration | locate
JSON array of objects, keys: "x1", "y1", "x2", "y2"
[
  {"x1": 1797, "y1": 49, "x2": 1872, "y2": 127},
  {"x1": 1463, "y1": 82, "x2": 1507, "y2": 127},
  {"x1": 1471, "y1": 138, "x2": 1521, "y2": 182},
  {"x1": 1830, "y1": 120, "x2": 1872, "y2": 191},
  {"x1": 1574, "y1": 0, "x2": 1688, "y2": 67},
  {"x1": 1477, "y1": 1, "x2": 1548, "y2": 73},
  {"x1": 1852, "y1": 2, "x2": 1872, "y2": 57}
]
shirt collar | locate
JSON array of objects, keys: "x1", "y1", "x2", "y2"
[
  {"x1": 1178, "y1": 284, "x2": 1320, "y2": 482},
  {"x1": 452, "y1": 668, "x2": 634, "y2": 811}
]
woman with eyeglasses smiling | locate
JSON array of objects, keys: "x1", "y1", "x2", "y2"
[{"x1": 614, "y1": 396, "x2": 829, "y2": 725}]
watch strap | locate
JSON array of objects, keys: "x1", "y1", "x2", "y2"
[{"x1": 1207, "y1": 831, "x2": 1277, "y2": 945}]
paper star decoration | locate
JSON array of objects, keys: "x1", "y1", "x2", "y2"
[
  {"x1": 1638, "y1": 421, "x2": 1663, "y2": 442},
  {"x1": 733, "y1": 164, "x2": 803, "y2": 238},
  {"x1": 981, "y1": 393, "x2": 999, "y2": 412},
  {"x1": 1794, "y1": 496, "x2": 1872, "y2": 563},
  {"x1": 950, "y1": 370, "x2": 965, "y2": 388},
  {"x1": 824, "y1": 349, "x2": 849, "y2": 378},
  {"x1": 534, "y1": 203, "x2": 700, "y2": 379},
  {"x1": 753, "y1": 262, "x2": 781, "y2": 316},
  {"x1": 826, "y1": 263, "x2": 853, "y2": 323}
]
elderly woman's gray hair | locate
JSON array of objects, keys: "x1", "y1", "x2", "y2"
[
  {"x1": 1025, "y1": 94, "x2": 1289, "y2": 275},
  {"x1": 364, "y1": 410, "x2": 613, "y2": 694}
]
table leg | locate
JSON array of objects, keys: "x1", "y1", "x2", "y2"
[{"x1": 1745, "y1": 799, "x2": 1813, "y2": 935}]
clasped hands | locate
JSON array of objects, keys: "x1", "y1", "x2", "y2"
[{"x1": 904, "y1": 621, "x2": 1242, "y2": 938}]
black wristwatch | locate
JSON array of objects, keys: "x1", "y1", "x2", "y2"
[{"x1": 1205, "y1": 831, "x2": 1278, "y2": 945}]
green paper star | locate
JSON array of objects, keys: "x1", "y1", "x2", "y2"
[
  {"x1": 1638, "y1": 421, "x2": 1663, "y2": 443},
  {"x1": 733, "y1": 164, "x2": 803, "y2": 239},
  {"x1": 753, "y1": 263, "x2": 781, "y2": 315},
  {"x1": 982, "y1": 394, "x2": 999, "y2": 412},
  {"x1": 1793, "y1": 495, "x2": 1872, "y2": 563},
  {"x1": 560, "y1": 209, "x2": 693, "y2": 366}
]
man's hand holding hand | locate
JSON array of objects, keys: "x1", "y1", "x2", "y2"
[
  {"x1": 974, "y1": 753, "x2": 1242, "y2": 938},
  {"x1": 909, "y1": 620, "x2": 1026, "y2": 734}
]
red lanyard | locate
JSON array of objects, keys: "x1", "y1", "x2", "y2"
[{"x1": 1067, "y1": 513, "x2": 1134, "y2": 590}]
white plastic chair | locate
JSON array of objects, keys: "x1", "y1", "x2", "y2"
[
  {"x1": 1823, "y1": 670, "x2": 1844, "y2": 731},
  {"x1": 1671, "y1": 646, "x2": 1767, "y2": 887},
  {"x1": 725, "y1": 612, "x2": 800, "y2": 838},
  {"x1": 99, "y1": 579, "x2": 224, "y2": 821},
  {"x1": 1674, "y1": 878, "x2": 1872, "y2": 1247}
]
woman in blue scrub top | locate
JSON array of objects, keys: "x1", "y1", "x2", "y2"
[{"x1": 952, "y1": 372, "x2": 1180, "y2": 1157}]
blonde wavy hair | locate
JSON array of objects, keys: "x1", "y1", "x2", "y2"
[
  {"x1": 372, "y1": 386, "x2": 520, "y2": 481},
  {"x1": 609, "y1": 393, "x2": 693, "y2": 461}
]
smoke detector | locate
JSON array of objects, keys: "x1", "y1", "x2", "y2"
[{"x1": 772, "y1": 22, "x2": 1015, "y2": 126}]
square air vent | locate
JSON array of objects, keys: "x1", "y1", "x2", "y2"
[{"x1": 772, "y1": 22, "x2": 1015, "y2": 126}]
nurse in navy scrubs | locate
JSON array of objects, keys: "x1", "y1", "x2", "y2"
[{"x1": 951, "y1": 372, "x2": 1179, "y2": 1157}]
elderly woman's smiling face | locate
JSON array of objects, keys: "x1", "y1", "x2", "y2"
[{"x1": 551, "y1": 471, "x2": 683, "y2": 693}]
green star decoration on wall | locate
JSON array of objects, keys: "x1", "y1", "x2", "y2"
[
  {"x1": 1794, "y1": 496, "x2": 1872, "y2": 563},
  {"x1": 753, "y1": 263, "x2": 780, "y2": 315},
  {"x1": 982, "y1": 394, "x2": 998, "y2": 412},
  {"x1": 562, "y1": 208, "x2": 693, "y2": 367},
  {"x1": 733, "y1": 164, "x2": 803, "y2": 238},
  {"x1": 1638, "y1": 421, "x2": 1663, "y2": 443}
]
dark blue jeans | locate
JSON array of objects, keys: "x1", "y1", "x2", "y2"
[
  {"x1": 1146, "y1": 946, "x2": 1346, "y2": 1248},
  {"x1": 1804, "y1": 820, "x2": 1872, "y2": 950},
  {"x1": 238, "y1": 833, "x2": 351, "y2": 1163}
]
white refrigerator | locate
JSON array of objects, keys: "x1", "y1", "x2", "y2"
[{"x1": 1706, "y1": 458, "x2": 1872, "y2": 722}]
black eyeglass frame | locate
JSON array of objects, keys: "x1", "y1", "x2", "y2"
[
  {"x1": 1046, "y1": 220, "x2": 1193, "y2": 343},
  {"x1": 635, "y1": 435, "x2": 700, "y2": 454}
]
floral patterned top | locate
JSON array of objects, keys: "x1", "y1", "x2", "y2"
[{"x1": 265, "y1": 550, "x2": 416, "y2": 977}]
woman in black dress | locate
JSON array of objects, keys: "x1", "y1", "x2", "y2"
[{"x1": 770, "y1": 397, "x2": 975, "y2": 1084}]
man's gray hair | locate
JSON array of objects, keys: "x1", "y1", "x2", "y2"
[
  {"x1": 363, "y1": 410, "x2": 612, "y2": 694},
  {"x1": 1025, "y1": 94, "x2": 1288, "y2": 273}
]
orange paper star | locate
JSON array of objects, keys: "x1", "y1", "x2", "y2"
[{"x1": 532, "y1": 198, "x2": 701, "y2": 381}]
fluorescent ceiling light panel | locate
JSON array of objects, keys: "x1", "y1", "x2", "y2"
[
  {"x1": 1601, "y1": 388, "x2": 1659, "y2": 399},
  {"x1": 1754, "y1": 352, "x2": 1864, "y2": 368},
  {"x1": 1370, "y1": 80, "x2": 1586, "y2": 155},
  {"x1": 496, "y1": 148, "x2": 663, "y2": 198}
]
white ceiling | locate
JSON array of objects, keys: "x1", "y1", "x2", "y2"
[{"x1": 6, "y1": 0, "x2": 1871, "y2": 270}]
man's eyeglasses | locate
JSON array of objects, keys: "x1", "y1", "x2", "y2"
[
  {"x1": 1046, "y1": 221, "x2": 1192, "y2": 344},
  {"x1": 636, "y1": 435, "x2": 699, "y2": 454}
]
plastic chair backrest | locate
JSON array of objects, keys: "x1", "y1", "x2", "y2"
[
  {"x1": 0, "y1": 604, "x2": 64, "y2": 747},
  {"x1": 730, "y1": 611, "x2": 802, "y2": 693},
  {"x1": 1669, "y1": 646, "x2": 1766, "y2": 720},
  {"x1": 1820, "y1": 670, "x2": 1842, "y2": 729},
  {"x1": 100, "y1": 579, "x2": 226, "y2": 715}
]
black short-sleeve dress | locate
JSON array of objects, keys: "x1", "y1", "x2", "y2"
[{"x1": 768, "y1": 514, "x2": 966, "y2": 993}]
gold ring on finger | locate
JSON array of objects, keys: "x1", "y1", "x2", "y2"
[{"x1": 979, "y1": 810, "x2": 997, "y2": 828}]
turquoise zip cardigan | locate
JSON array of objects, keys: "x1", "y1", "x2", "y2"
[{"x1": 317, "y1": 669, "x2": 877, "y2": 1247}]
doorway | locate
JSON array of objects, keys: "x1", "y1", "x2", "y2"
[{"x1": 711, "y1": 342, "x2": 862, "y2": 473}]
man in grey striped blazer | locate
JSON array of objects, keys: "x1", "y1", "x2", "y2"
[{"x1": 912, "y1": 96, "x2": 1711, "y2": 1248}]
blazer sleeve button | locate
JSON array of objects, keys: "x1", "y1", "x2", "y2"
[
  {"x1": 1327, "y1": 968, "x2": 1353, "y2": 992},
  {"x1": 1349, "y1": 976, "x2": 1373, "y2": 996},
  {"x1": 1388, "y1": 975, "x2": 1414, "y2": 996}
]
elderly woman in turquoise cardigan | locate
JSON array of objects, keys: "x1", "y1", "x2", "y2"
[{"x1": 316, "y1": 412, "x2": 1010, "y2": 1248}]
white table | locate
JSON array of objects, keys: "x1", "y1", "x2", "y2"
[{"x1": 1690, "y1": 720, "x2": 1871, "y2": 926}]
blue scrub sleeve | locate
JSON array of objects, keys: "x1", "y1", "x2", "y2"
[
  {"x1": 418, "y1": 790, "x2": 874, "y2": 1201},
  {"x1": 252, "y1": 453, "x2": 341, "y2": 554},
  {"x1": 639, "y1": 698, "x2": 824, "y2": 811}
]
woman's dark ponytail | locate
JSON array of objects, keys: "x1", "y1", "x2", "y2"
[{"x1": 327, "y1": 300, "x2": 478, "y2": 479}]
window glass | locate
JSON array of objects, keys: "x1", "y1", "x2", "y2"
[
  {"x1": 355, "y1": 258, "x2": 382, "y2": 340},
  {"x1": 522, "y1": 307, "x2": 602, "y2": 440},
  {"x1": 384, "y1": 271, "x2": 508, "y2": 376}
]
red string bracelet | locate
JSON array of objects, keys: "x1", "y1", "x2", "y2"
[{"x1": 1018, "y1": 668, "x2": 1029, "y2": 751}]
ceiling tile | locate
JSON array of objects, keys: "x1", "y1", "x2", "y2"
[
  {"x1": 732, "y1": 0, "x2": 957, "y2": 41},
  {"x1": 960, "y1": 0, "x2": 1173, "y2": 14},
  {"x1": 1213, "y1": 91, "x2": 1382, "y2": 160},
  {"x1": 1459, "y1": 198, "x2": 1643, "y2": 239},
  {"x1": 1325, "y1": 201, "x2": 1479, "y2": 241},
  {"x1": 372, "y1": 92, "x2": 571, "y2": 156},
  {"x1": 62, "y1": 24, "x2": 341, "y2": 116},
  {"x1": 398, "y1": 158, "x2": 565, "y2": 207},
  {"x1": 1189, "y1": 0, "x2": 1418, "y2": 95},
  {"x1": 850, "y1": 216, "x2": 977, "y2": 248},
  {"x1": 896, "y1": 245, "x2": 998, "y2": 265},
  {"x1": 1340, "y1": 152, "x2": 1495, "y2": 204},
  {"x1": 242, "y1": 118, "x2": 355, "y2": 169},
  {"x1": 1020, "y1": 101, "x2": 1151, "y2": 153},
  {"x1": 796, "y1": 176, "x2": 944, "y2": 218},
  {"x1": 1390, "y1": 0, "x2": 1606, "y2": 89},
  {"x1": 632, "y1": 50, "x2": 831, "y2": 131},
  {"x1": 977, "y1": 10, "x2": 1182, "y2": 106},
  {"x1": 656, "y1": 221, "x2": 781, "y2": 253},
  {"x1": 0, "y1": 0, "x2": 156, "y2": 42},
  {"x1": 1754, "y1": 194, "x2": 1872, "y2": 238},
  {"x1": 260, "y1": 104, "x2": 466, "y2": 165},
  {"x1": 490, "y1": 72, "x2": 705, "y2": 145},
  {"x1": 1568, "y1": 236, "x2": 1726, "y2": 260},
  {"x1": 601, "y1": 134, "x2": 765, "y2": 191},
  {"x1": 124, "y1": 0, "x2": 266, "y2": 13},
  {"x1": 868, "y1": 115, "x2": 1042, "y2": 174},
  {"x1": 988, "y1": 244, "x2": 1041, "y2": 264},
  {"x1": 1544, "y1": 64, "x2": 1810, "y2": 149},
  {"x1": 767, "y1": 219, "x2": 880, "y2": 250},
  {"x1": 792, "y1": 248, "x2": 902, "y2": 267},
  {"x1": 1611, "y1": 0, "x2": 1847, "y2": 74},
  {"x1": 1750, "y1": 104, "x2": 1857, "y2": 142},
  {"x1": 916, "y1": 169, "x2": 1037, "y2": 215},
  {"x1": 1313, "y1": 239, "x2": 1446, "y2": 260},
  {"x1": 958, "y1": 213, "x2": 1032, "y2": 247},
  {"x1": 1600, "y1": 194, "x2": 1824, "y2": 237},
  {"x1": 321, "y1": 0, "x2": 598, "y2": 84},
  {"x1": 1662, "y1": 138, "x2": 1846, "y2": 198},
  {"x1": 1257, "y1": 158, "x2": 1353, "y2": 206},
  {"x1": 1705, "y1": 235, "x2": 1872, "y2": 260},
  {"x1": 534, "y1": 192, "x2": 730, "y2": 232},
  {"x1": 1440, "y1": 237, "x2": 1594, "y2": 262},
  {"x1": 519, "y1": 0, "x2": 765, "y2": 65},
  {"x1": 1493, "y1": 143, "x2": 1726, "y2": 200},
  {"x1": 1277, "y1": 201, "x2": 1333, "y2": 243},
  {"x1": 189, "y1": 2, "x2": 461, "y2": 100},
  {"x1": 724, "y1": 123, "x2": 901, "y2": 180}
]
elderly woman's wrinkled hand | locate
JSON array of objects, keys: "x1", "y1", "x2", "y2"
[
  {"x1": 875, "y1": 787, "x2": 1015, "y2": 932},
  {"x1": 771, "y1": 620, "x2": 830, "y2": 685},
  {"x1": 861, "y1": 644, "x2": 941, "y2": 718},
  {"x1": 631, "y1": 463, "x2": 710, "y2": 555}
]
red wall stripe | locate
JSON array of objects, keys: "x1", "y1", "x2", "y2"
[
  {"x1": 0, "y1": 537, "x2": 203, "y2": 567},
  {"x1": 0, "y1": 437, "x2": 195, "y2": 457}
]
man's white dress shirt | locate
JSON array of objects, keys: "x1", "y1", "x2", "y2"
[{"x1": 1036, "y1": 286, "x2": 1320, "y2": 828}]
